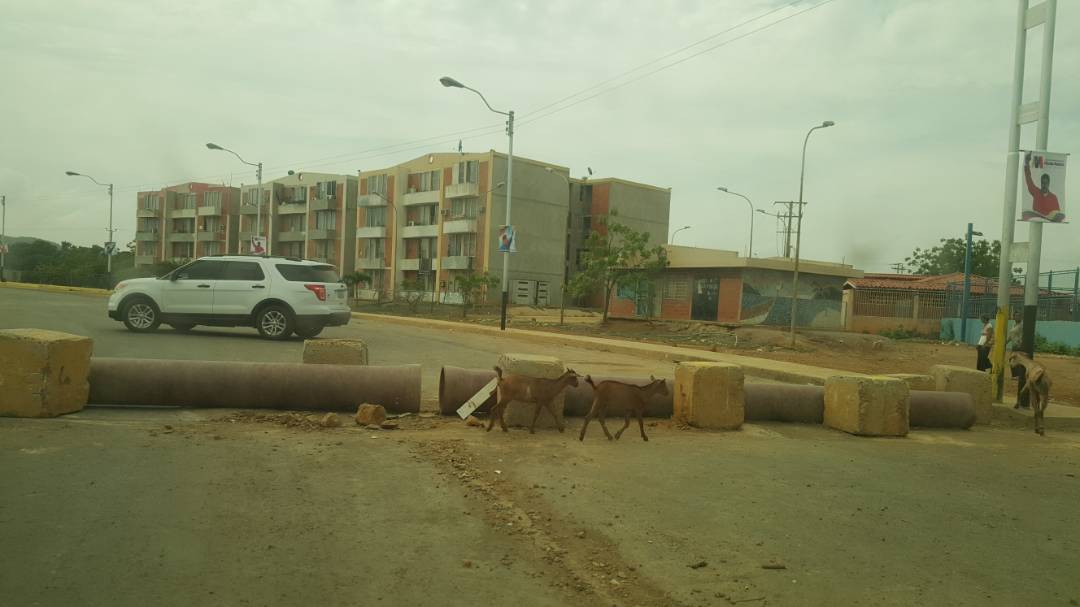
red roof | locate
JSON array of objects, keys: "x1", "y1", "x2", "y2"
[{"x1": 845, "y1": 273, "x2": 1025, "y2": 295}]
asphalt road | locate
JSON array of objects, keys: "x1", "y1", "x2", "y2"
[{"x1": 0, "y1": 288, "x2": 681, "y2": 403}]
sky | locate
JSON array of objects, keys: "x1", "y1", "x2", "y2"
[{"x1": 1, "y1": 0, "x2": 1077, "y2": 274}]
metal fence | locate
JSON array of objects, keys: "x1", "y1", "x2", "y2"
[
  {"x1": 851, "y1": 288, "x2": 947, "y2": 319},
  {"x1": 944, "y1": 268, "x2": 1080, "y2": 322}
]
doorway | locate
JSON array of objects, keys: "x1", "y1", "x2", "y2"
[{"x1": 691, "y1": 276, "x2": 719, "y2": 321}]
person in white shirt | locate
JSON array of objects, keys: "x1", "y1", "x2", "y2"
[{"x1": 976, "y1": 315, "x2": 993, "y2": 372}]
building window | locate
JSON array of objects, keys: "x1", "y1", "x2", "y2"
[
  {"x1": 290, "y1": 185, "x2": 307, "y2": 203},
  {"x1": 419, "y1": 237, "x2": 436, "y2": 259},
  {"x1": 454, "y1": 160, "x2": 479, "y2": 184},
  {"x1": 447, "y1": 233, "x2": 476, "y2": 257},
  {"x1": 172, "y1": 219, "x2": 195, "y2": 233},
  {"x1": 663, "y1": 275, "x2": 690, "y2": 300},
  {"x1": 315, "y1": 211, "x2": 337, "y2": 230},
  {"x1": 174, "y1": 193, "x2": 196, "y2": 210},
  {"x1": 203, "y1": 242, "x2": 223, "y2": 256},
  {"x1": 450, "y1": 197, "x2": 479, "y2": 219},
  {"x1": 316, "y1": 181, "x2": 337, "y2": 199},
  {"x1": 203, "y1": 191, "x2": 222, "y2": 207},
  {"x1": 365, "y1": 207, "x2": 386, "y2": 227},
  {"x1": 367, "y1": 175, "x2": 387, "y2": 196},
  {"x1": 142, "y1": 194, "x2": 159, "y2": 210},
  {"x1": 361, "y1": 238, "x2": 385, "y2": 259}
]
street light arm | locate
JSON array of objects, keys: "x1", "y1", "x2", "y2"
[
  {"x1": 463, "y1": 86, "x2": 509, "y2": 116},
  {"x1": 215, "y1": 146, "x2": 259, "y2": 168},
  {"x1": 67, "y1": 172, "x2": 108, "y2": 188}
]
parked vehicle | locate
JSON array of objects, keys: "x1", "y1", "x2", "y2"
[{"x1": 107, "y1": 256, "x2": 350, "y2": 339}]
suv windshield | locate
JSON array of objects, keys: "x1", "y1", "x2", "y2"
[{"x1": 275, "y1": 264, "x2": 339, "y2": 283}]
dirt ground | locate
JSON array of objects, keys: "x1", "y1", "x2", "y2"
[{"x1": 4, "y1": 407, "x2": 1080, "y2": 607}]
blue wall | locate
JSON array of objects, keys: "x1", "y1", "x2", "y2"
[{"x1": 941, "y1": 318, "x2": 1080, "y2": 348}]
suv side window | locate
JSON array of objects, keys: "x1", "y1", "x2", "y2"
[
  {"x1": 176, "y1": 260, "x2": 225, "y2": 280},
  {"x1": 221, "y1": 261, "x2": 265, "y2": 281}
]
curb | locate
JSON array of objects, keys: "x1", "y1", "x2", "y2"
[
  {"x1": 0, "y1": 282, "x2": 110, "y2": 298},
  {"x1": 351, "y1": 311, "x2": 854, "y2": 385}
]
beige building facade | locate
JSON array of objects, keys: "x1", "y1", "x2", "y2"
[{"x1": 134, "y1": 183, "x2": 240, "y2": 267}]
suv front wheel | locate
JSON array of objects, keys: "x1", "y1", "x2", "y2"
[
  {"x1": 256, "y1": 305, "x2": 294, "y2": 340},
  {"x1": 122, "y1": 297, "x2": 161, "y2": 333}
]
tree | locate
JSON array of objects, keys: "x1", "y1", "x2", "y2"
[
  {"x1": 398, "y1": 278, "x2": 427, "y2": 313},
  {"x1": 567, "y1": 219, "x2": 668, "y2": 322},
  {"x1": 904, "y1": 237, "x2": 1020, "y2": 278},
  {"x1": 454, "y1": 271, "x2": 499, "y2": 318},
  {"x1": 341, "y1": 271, "x2": 372, "y2": 301}
]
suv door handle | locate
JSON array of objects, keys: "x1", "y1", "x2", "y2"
[
  {"x1": 251, "y1": 285, "x2": 265, "y2": 289},
  {"x1": 197, "y1": 284, "x2": 211, "y2": 288}
]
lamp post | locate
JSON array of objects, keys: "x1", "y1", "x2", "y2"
[
  {"x1": 789, "y1": 120, "x2": 835, "y2": 346},
  {"x1": 206, "y1": 143, "x2": 264, "y2": 254},
  {"x1": 670, "y1": 225, "x2": 691, "y2": 244},
  {"x1": 960, "y1": 223, "x2": 984, "y2": 343},
  {"x1": 0, "y1": 195, "x2": 6, "y2": 282},
  {"x1": 717, "y1": 187, "x2": 755, "y2": 257},
  {"x1": 65, "y1": 171, "x2": 115, "y2": 278},
  {"x1": 441, "y1": 76, "x2": 515, "y2": 331}
]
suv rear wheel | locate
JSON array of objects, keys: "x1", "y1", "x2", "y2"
[
  {"x1": 122, "y1": 297, "x2": 161, "y2": 333},
  {"x1": 256, "y1": 305, "x2": 294, "y2": 340}
]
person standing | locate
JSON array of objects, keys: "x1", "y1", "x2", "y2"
[
  {"x1": 976, "y1": 315, "x2": 994, "y2": 372},
  {"x1": 1007, "y1": 311, "x2": 1030, "y2": 409}
]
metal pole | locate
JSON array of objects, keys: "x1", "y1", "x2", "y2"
[
  {"x1": 256, "y1": 162, "x2": 267, "y2": 255},
  {"x1": 789, "y1": 124, "x2": 831, "y2": 346},
  {"x1": 106, "y1": 184, "x2": 114, "y2": 277},
  {"x1": 961, "y1": 223, "x2": 973, "y2": 342},
  {"x1": 560, "y1": 179, "x2": 571, "y2": 326},
  {"x1": 1, "y1": 195, "x2": 6, "y2": 282},
  {"x1": 499, "y1": 111, "x2": 514, "y2": 331}
]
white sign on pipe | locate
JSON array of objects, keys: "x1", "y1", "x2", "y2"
[{"x1": 457, "y1": 378, "x2": 498, "y2": 420}]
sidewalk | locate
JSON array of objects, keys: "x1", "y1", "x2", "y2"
[
  {"x1": 353, "y1": 312, "x2": 860, "y2": 385},
  {"x1": 0, "y1": 282, "x2": 109, "y2": 297}
]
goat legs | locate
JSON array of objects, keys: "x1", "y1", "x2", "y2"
[
  {"x1": 528, "y1": 401, "x2": 545, "y2": 434},
  {"x1": 614, "y1": 410, "x2": 632, "y2": 440},
  {"x1": 1034, "y1": 386, "x2": 1047, "y2": 436},
  {"x1": 486, "y1": 400, "x2": 510, "y2": 432},
  {"x1": 543, "y1": 399, "x2": 565, "y2": 433},
  {"x1": 596, "y1": 409, "x2": 614, "y2": 440},
  {"x1": 637, "y1": 408, "x2": 649, "y2": 442},
  {"x1": 579, "y1": 399, "x2": 600, "y2": 441}
]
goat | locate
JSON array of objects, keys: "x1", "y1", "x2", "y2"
[
  {"x1": 1008, "y1": 352, "x2": 1052, "y2": 436},
  {"x1": 579, "y1": 375, "x2": 669, "y2": 442},
  {"x1": 488, "y1": 367, "x2": 579, "y2": 434}
]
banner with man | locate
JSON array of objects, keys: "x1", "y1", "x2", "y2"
[
  {"x1": 1021, "y1": 151, "x2": 1067, "y2": 223},
  {"x1": 497, "y1": 225, "x2": 516, "y2": 253},
  {"x1": 250, "y1": 235, "x2": 267, "y2": 255}
]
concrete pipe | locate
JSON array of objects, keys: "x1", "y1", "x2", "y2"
[
  {"x1": 564, "y1": 376, "x2": 674, "y2": 417},
  {"x1": 438, "y1": 366, "x2": 497, "y2": 415},
  {"x1": 89, "y1": 358, "x2": 421, "y2": 413},
  {"x1": 909, "y1": 390, "x2": 975, "y2": 429},
  {"x1": 744, "y1": 384, "x2": 825, "y2": 423}
]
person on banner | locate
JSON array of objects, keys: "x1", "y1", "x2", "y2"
[
  {"x1": 976, "y1": 315, "x2": 994, "y2": 372},
  {"x1": 1023, "y1": 151, "x2": 1064, "y2": 222},
  {"x1": 251, "y1": 236, "x2": 266, "y2": 256}
]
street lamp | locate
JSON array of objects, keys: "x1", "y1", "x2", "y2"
[
  {"x1": 789, "y1": 120, "x2": 835, "y2": 346},
  {"x1": 65, "y1": 171, "x2": 115, "y2": 277},
  {"x1": 0, "y1": 194, "x2": 6, "y2": 282},
  {"x1": 717, "y1": 187, "x2": 755, "y2": 257},
  {"x1": 960, "y1": 223, "x2": 985, "y2": 342},
  {"x1": 206, "y1": 143, "x2": 265, "y2": 254},
  {"x1": 670, "y1": 225, "x2": 691, "y2": 244},
  {"x1": 441, "y1": 75, "x2": 515, "y2": 331}
]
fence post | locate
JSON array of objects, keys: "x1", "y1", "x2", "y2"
[{"x1": 1074, "y1": 267, "x2": 1079, "y2": 322}]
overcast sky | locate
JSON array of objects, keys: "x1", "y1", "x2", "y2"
[{"x1": 1, "y1": 0, "x2": 1077, "y2": 273}]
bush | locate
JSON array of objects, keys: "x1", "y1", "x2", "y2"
[
  {"x1": 879, "y1": 326, "x2": 919, "y2": 340},
  {"x1": 1033, "y1": 334, "x2": 1079, "y2": 357}
]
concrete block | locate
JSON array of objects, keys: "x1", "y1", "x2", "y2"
[
  {"x1": 884, "y1": 373, "x2": 936, "y2": 392},
  {"x1": 0, "y1": 329, "x2": 92, "y2": 418},
  {"x1": 930, "y1": 365, "x2": 993, "y2": 424},
  {"x1": 496, "y1": 353, "x2": 567, "y2": 429},
  {"x1": 824, "y1": 375, "x2": 909, "y2": 437},
  {"x1": 302, "y1": 339, "x2": 368, "y2": 366},
  {"x1": 673, "y1": 362, "x2": 745, "y2": 430}
]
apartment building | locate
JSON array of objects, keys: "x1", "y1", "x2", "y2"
[
  {"x1": 237, "y1": 172, "x2": 358, "y2": 273},
  {"x1": 357, "y1": 151, "x2": 671, "y2": 306},
  {"x1": 134, "y1": 183, "x2": 240, "y2": 267}
]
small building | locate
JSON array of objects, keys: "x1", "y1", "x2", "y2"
[
  {"x1": 608, "y1": 246, "x2": 862, "y2": 329},
  {"x1": 841, "y1": 272, "x2": 971, "y2": 336}
]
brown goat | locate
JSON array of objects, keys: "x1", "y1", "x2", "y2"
[
  {"x1": 488, "y1": 367, "x2": 579, "y2": 434},
  {"x1": 579, "y1": 375, "x2": 669, "y2": 442},
  {"x1": 1009, "y1": 352, "x2": 1052, "y2": 436}
]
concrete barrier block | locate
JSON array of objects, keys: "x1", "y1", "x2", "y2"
[
  {"x1": 824, "y1": 375, "x2": 909, "y2": 437},
  {"x1": 302, "y1": 339, "x2": 368, "y2": 366},
  {"x1": 930, "y1": 365, "x2": 992, "y2": 424},
  {"x1": 673, "y1": 362, "x2": 745, "y2": 430},
  {"x1": 884, "y1": 373, "x2": 936, "y2": 392},
  {"x1": 496, "y1": 353, "x2": 567, "y2": 429},
  {"x1": 0, "y1": 329, "x2": 92, "y2": 418}
]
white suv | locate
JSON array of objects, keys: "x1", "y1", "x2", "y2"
[{"x1": 107, "y1": 256, "x2": 351, "y2": 340}]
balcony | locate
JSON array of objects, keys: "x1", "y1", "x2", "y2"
[
  {"x1": 135, "y1": 231, "x2": 160, "y2": 242},
  {"x1": 198, "y1": 203, "x2": 222, "y2": 216},
  {"x1": 278, "y1": 202, "x2": 307, "y2": 215},
  {"x1": 171, "y1": 208, "x2": 197, "y2": 219},
  {"x1": 402, "y1": 224, "x2": 438, "y2": 239},
  {"x1": 399, "y1": 257, "x2": 438, "y2": 272},
  {"x1": 309, "y1": 228, "x2": 337, "y2": 240},
  {"x1": 402, "y1": 189, "x2": 439, "y2": 206},
  {"x1": 239, "y1": 204, "x2": 262, "y2": 215},
  {"x1": 359, "y1": 193, "x2": 388, "y2": 207},
  {"x1": 443, "y1": 218, "x2": 477, "y2": 234},
  {"x1": 356, "y1": 226, "x2": 387, "y2": 238},
  {"x1": 134, "y1": 255, "x2": 157, "y2": 266},
  {"x1": 196, "y1": 230, "x2": 224, "y2": 242},
  {"x1": 168, "y1": 233, "x2": 195, "y2": 243},
  {"x1": 137, "y1": 207, "x2": 159, "y2": 218},
  {"x1": 441, "y1": 255, "x2": 475, "y2": 271},
  {"x1": 278, "y1": 230, "x2": 306, "y2": 243},
  {"x1": 310, "y1": 197, "x2": 337, "y2": 212},
  {"x1": 445, "y1": 182, "x2": 479, "y2": 199},
  {"x1": 356, "y1": 257, "x2": 387, "y2": 270}
]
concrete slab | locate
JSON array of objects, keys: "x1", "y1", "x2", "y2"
[
  {"x1": 930, "y1": 365, "x2": 993, "y2": 425},
  {"x1": 824, "y1": 375, "x2": 909, "y2": 437},
  {"x1": 673, "y1": 362, "x2": 745, "y2": 430},
  {"x1": 0, "y1": 328, "x2": 92, "y2": 417}
]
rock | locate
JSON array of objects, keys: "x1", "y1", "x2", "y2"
[
  {"x1": 380, "y1": 420, "x2": 399, "y2": 430},
  {"x1": 0, "y1": 329, "x2": 92, "y2": 418},
  {"x1": 462, "y1": 559, "x2": 472, "y2": 568},
  {"x1": 302, "y1": 338, "x2": 368, "y2": 366},
  {"x1": 365, "y1": 424, "x2": 381, "y2": 430},
  {"x1": 355, "y1": 403, "x2": 387, "y2": 426},
  {"x1": 465, "y1": 415, "x2": 483, "y2": 427},
  {"x1": 575, "y1": 531, "x2": 586, "y2": 538},
  {"x1": 673, "y1": 362, "x2": 744, "y2": 430},
  {"x1": 689, "y1": 560, "x2": 708, "y2": 569},
  {"x1": 319, "y1": 413, "x2": 342, "y2": 428}
]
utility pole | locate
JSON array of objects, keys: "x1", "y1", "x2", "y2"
[
  {"x1": 1, "y1": 195, "x2": 6, "y2": 283},
  {"x1": 991, "y1": 0, "x2": 1058, "y2": 401},
  {"x1": 773, "y1": 201, "x2": 796, "y2": 257},
  {"x1": 889, "y1": 262, "x2": 906, "y2": 273},
  {"x1": 960, "y1": 223, "x2": 984, "y2": 342}
]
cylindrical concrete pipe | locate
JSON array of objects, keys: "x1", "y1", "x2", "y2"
[
  {"x1": 744, "y1": 384, "x2": 825, "y2": 423},
  {"x1": 564, "y1": 376, "x2": 674, "y2": 417},
  {"x1": 439, "y1": 366, "x2": 497, "y2": 415},
  {"x1": 89, "y1": 358, "x2": 421, "y2": 413},
  {"x1": 909, "y1": 390, "x2": 975, "y2": 429}
]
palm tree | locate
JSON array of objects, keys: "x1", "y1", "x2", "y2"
[{"x1": 341, "y1": 271, "x2": 371, "y2": 303}]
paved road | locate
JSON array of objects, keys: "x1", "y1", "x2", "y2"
[{"x1": 0, "y1": 288, "x2": 684, "y2": 403}]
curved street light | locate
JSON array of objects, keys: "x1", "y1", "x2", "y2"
[
  {"x1": 717, "y1": 187, "x2": 755, "y2": 257},
  {"x1": 206, "y1": 143, "x2": 265, "y2": 254},
  {"x1": 670, "y1": 225, "x2": 691, "y2": 244},
  {"x1": 65, "y1": 171, "x2": 115, "y2": 276},
  {"x1": 789, "y1": 120, "x2": 836, "y2": 345}
]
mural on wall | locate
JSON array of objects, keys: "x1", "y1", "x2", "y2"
[{"x1": 739, "y1": 269, "x2": 845, "y2": 329}]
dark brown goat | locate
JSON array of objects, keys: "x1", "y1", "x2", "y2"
[
  {"x1": 579, "y1": 375, "x2": 669, "y2": 442},
  {"x1": 488, "y1": 366, "x2": 579, "y2": 434}
]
